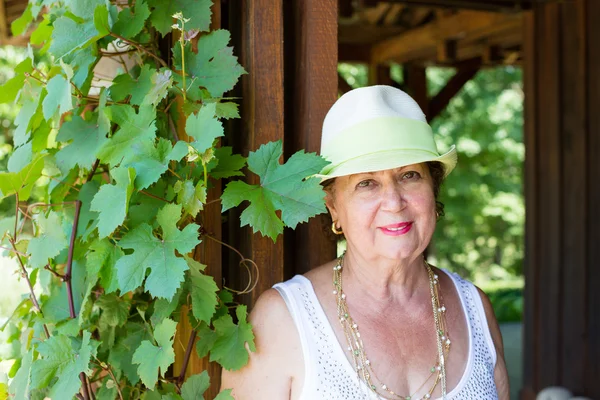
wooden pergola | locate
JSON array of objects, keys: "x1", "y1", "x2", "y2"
[{"x1": 2, "y1": 0, "x2": 599, "y2": 398}]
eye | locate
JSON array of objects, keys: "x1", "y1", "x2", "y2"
[
  {"x1": 402, "y1": 171, "x2": 421, "y2": 180},
  {"x1": 357, "y1": 179, "x2": 373, "y2": 188}
]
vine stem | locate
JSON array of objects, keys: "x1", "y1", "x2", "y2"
[
  {"x1": 177, "y1": 329, "x2": 197, "y2": 385},
  {"x1": 62, "y1": 200, "x2": 91, "y2": 400},
  {"x1": 8, "y1": 237, "x2": 50, "y2": 339},
  {"x1": 109, "y1": 32, "x2": 168, "y2": 68},
  {"x1": 105, "y1": 363, "x2": 124, "y2": 400}
]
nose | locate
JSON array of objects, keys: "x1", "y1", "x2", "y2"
[{"x1": 380, "y1": 183, "x2": 405, "y2": 212}]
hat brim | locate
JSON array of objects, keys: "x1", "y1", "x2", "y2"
[{"x1": 313, "y1": 145, "x2": 457, "y2": 182}]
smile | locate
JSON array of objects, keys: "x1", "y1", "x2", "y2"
[{"x1": 379, "y1": 222, "x2": 413, "y2": 235}]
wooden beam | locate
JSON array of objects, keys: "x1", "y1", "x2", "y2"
[
  {"x1": 436, "y1": 39, "x2": 457, "y2": 63},
  {"x1": 362, "y1": 2, "x2": 391, "y2": 25},
  {"x1": 427, "y1": 60, "x2": 479, "y2": 120},
  {"x1": 383, "y1": 4, "x2": 405, "y2": 25},
  {"x1": 372, "y1": 10, "x2": 523, "y2": 64},
  {"x1": 368, "y1": 64, "x2": 394, "y2": 86},
  {"x1": 338, "y1": 42, "x2": 371, "y2": 63},
  {"x1": 377, "y1": 0, "x2": 534, "y2": 12},
  {"x1": 286, "y1": 0, "x2": 338, "y2": 275},
  {"x1": 0, "y1": 0, "x2": 8, "y2": 42}
]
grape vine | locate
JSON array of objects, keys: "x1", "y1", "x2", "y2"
[{"x1": 0, "y1": 1, "x2": 328, "y2": 399}]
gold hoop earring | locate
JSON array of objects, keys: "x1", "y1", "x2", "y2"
[{"x1": 331, "y1": 221, "x2": 343, "y2": 235}]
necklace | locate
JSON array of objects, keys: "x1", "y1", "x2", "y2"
[{"x1": 332, "y1": 254, "x2": 450, "y2": 400}]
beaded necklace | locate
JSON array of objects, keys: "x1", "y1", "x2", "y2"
[{"x1": 332, "y1": 254, "x2": 450, "y2": 400}]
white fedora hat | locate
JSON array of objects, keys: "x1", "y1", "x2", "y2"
[{"x1": 315, "y1": 85, "x2": 457, "y2": 181}]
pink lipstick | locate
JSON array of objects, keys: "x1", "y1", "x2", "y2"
[{"x1": 379, "y1": 222, "x2": 413, "y2": 236}]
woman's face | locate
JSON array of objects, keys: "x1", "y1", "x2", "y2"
[{"x1": 326, "y1": 163, "x2": 437, "y2": 263}]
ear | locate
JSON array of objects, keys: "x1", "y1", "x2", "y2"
[{"x1": 325, "y1": 191, "x2": 339, "y2": 222}]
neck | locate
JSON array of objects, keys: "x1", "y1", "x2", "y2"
[{"x1": 340, "y1": 249, "x2": 430, "y2": 307}]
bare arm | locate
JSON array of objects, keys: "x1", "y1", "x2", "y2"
[
  {"x1": 477, "y1": 287, "x2": 510, "y2": 400},
  {"x1": 220, "y1": 288, "x2": 302, "y2": 400}
]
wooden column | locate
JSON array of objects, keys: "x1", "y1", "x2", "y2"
[
  {"x1": 227, "y1": 0, "x2": 285, "y2": 302},
  {"x1": 284, "y1": 0, "x2": 338, "y2": 275},
  {"x1": 587, "y1": 0, "x2": 600, "y2": 396},
  {"x1": 172, "y1": 3, "x2": 225, "y2": 397},
  {"x1": 522, "y1": 0, "x2": 598, "y2": 397},
  {"x1": 404, "y1": 63, "x2": 429, "y2": 114}
]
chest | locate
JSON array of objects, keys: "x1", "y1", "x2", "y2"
[{"x1": 313, "y1": 275, "x2": 470, "y2": 398}]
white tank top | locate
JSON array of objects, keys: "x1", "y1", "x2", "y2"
[{"x1": 273, "y1": 269, "x2": 499, "y2": 400}]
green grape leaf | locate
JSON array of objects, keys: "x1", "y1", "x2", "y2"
[
  {"x1": 112, "y1": 0, "x2": 151, "y2": 39},
  {"x1": 108, "y1": 322, "x2": 152, "y2": 385},
  {"x1": 132, "y1": 318, "x2": 177, "y2": 388},
  {"x1": 144, "y1": 69, "x2": 173, "y2": 106},
  {"x1": 185, "y1": 102, "x2": 223, "y2": 154},
  {"x1": 7, "y1": 142, "x2": 32, "y2": 173},
  {"x1": 115, "y1": 203, "x2": 200, "y2": 299},
  {"x1": 11, "y1": 3, "x2": 33, "y2": 36},
  {"x1": 195, "y1": 322, "x2": 217, "y2": 359},
  {"x1": 76, "y1": 181, "x2": 101, "y2": 241},
  {"x1": 8, "y1": 349, "x2": 33, "y2": 398},
  {"x1": 31, "y1": 331, "x2": 99, "y2": 399},
  {"x1": 215, "y1": 102, "x2": 239, "y2": 120},
  {"x1": 173, "y1": 30, "x2": 246, "y2": 98},
  {"x1": 151, "y1": 286, "x2": 184, "y2": 326},
  {"x1": 221, "y1": 140, "x2": 329, "y2": 240},
  {"x1": 27, "y1": 211, "x2": 68, "y2": 269},
  {"x1": 42, "y1": 74, "x2": 73, "y2": 120},
  {"x1": 181, "y1": 371, "x2": 209, "y2": 400},
  {"x1": 0, "y1": 59, "x2": 33, "y2": 104},
  {"x1": 49, "y1": 13, "x2": 105, "y2": 60},
  {"x1": 210, "y1": 305, "x2": 255, "y2": 371},
  {"x1": 87, "y1": 238, "x2": 123, "y2": 293},
  {"x1": 214, "y1": 390, "x2": 234, "y2": 400},
  {"x1": 90, "y1": 167, "x2": 136, "y2": 238},
  {"x1": 208, "y1": 146, "x2": 246, "y2": 179},
  {"x1": 93, "y1": 3, "x2": 112, "y2": 36},
  {"x1": 188, "y1": 264, "x2": 218, "y2": 324},
  {"x1": 110, "y1": 65, "x2": 154, "y2": 106},
  {"x1": 97, "y1": 293, "x2": 130, "y2": 327},
  {"x1": 55, "y1": 114, "x2": 109, "y2": 173},
  {"x1": 98, "y1": 104, "x2": 157, "y2": 166},
  {"x1": 42, "y1": 259, "x2": 87, "y2": 323},
  {"x1": 127, "y1": 138, "x2": 188, "y2": 190},
  {"x1": 173, "y1": 179, "x2": 206, "y2": 217},
  {"x1": 148, "y1": 0, "x2": 212, "y2": 36}
]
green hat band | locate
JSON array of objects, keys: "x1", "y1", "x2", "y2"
[{"x1": 319, "y1": 116, "x2": 440, "y2": 176}]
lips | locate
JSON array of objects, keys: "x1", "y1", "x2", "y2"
[{"x1": 379, "y1": 222, "x2": 413, "y2": 235}]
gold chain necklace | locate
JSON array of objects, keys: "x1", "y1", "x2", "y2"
[{"x1": 332, "y1": 254, "x2": 450, "y2": 400}]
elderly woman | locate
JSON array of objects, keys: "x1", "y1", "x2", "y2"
[{"x1": 222, "y1": 86, "x2": 509, "y2": 399}]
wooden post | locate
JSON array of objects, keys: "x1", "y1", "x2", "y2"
[
  {"x1": 284, "y1": 0, "x2": 338, "y2": 275},
  {"x1": 404, "y1": 62, "x2": 429, "y2": 114},
  {"x1": 227, "y1": 0, "x2": 286, "y2": 301},
  {"x1": 586, "y1": 0, "x2": 600, "y2": 396},
  {"x1": 522, "y1": 0, "x2": 598, "y2": 397}
]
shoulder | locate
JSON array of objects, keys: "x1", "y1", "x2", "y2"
[{"x1": 221, "y1": 288, "x2": 303, "y2": 399}]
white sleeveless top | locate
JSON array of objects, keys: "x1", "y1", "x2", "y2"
[{"x1": 273, "y1": 269, "x2": 499, "y2": 400}]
